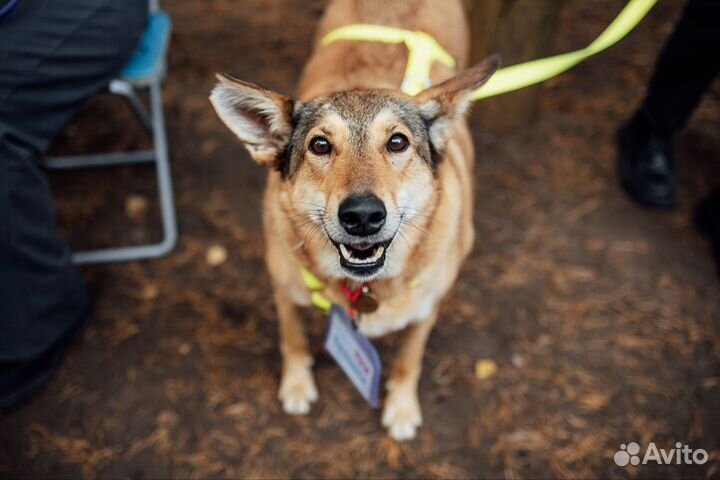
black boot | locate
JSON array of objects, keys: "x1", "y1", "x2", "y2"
[{"x1": 617, "y1": 113, "x2": 677, "y2": 209}]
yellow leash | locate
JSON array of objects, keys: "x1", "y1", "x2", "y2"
[
  {"x1": 301, "y1": 267, "x2": 332, "y2": 313},
  {"x1": 310, "y1": 0, "x2": 656, "y2": 309},
  {"x1": 473, "y1": 0, "x2": 658, "y2": 100},
  {"x1": 321, "y1": 0, "x2": 658, "y2": 100},
  {"x1": 323, "y1": 24, "x2": 456, "y2": 96}
]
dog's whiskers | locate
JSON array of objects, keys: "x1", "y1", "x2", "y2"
[
  {"x1": 397, "y1": 228, "x2": 412, "y2": 250},
  {"x1": 291, "y1": 201, "x2": 327, "y2": 211},
  {"x1": 399, "y1": 218, "x2": 430, "y2": 238},
  {"x1": 396, "y1": 207, "x2": 437, "y2": 224},
  {"x1": 302, "y1": 225, "x2": 323, "y2": 248}
]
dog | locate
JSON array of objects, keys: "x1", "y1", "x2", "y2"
[{"x1": 210, "y1": 0, "x2": 499, "y2": 441}]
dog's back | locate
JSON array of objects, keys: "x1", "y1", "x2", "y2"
[{"x1": 297, "y1": 0, "x2": 470, "y2": 100}]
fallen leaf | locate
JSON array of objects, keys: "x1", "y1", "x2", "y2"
[
  {"x1": 475, "y1": 359, "x2": 498, "y2": 380},
  {"x1": 125, "y1": 195, "x2": 149, "y2": 221},
  {"x1": 140, "y1": 284, "x2": 159, "y2": 301},
  {"x1": 206, "y1": 245, "x2": 228, "y2": 266}
]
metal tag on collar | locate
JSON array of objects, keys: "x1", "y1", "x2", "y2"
[{"x1": 353, "y1": 286, "x2": 379, "y2": 314}]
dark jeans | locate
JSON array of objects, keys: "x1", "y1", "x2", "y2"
[
  {"x1": 0, "y1": 0, "x2": 146, "y2": 362},
  {"x1": 638, "y1": 0, "x2": 720, "y2": 137}
]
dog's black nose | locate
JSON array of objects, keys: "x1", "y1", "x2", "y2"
[{"x1": 338, "y1": 195, "x2": 386, "y2": 236}]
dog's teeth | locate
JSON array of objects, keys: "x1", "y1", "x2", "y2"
[{"x1": 340, "y1": 244, "x2": 386, "y2": 265}]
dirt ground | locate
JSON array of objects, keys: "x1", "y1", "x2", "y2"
[{"x1": 1, "y1": 0, "x2": 719, "y2": 478}]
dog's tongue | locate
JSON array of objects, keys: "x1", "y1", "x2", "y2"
[{"x1": 352, "y1": 243, "x2": 374, "y2": 251}]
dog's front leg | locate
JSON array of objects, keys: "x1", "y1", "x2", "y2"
[
  {"x1": 382, "y1": 306, "x2": 439, "y2": 441},
  {"x1": 275, "y1": 290, "x2": 318, "y2": 415}
]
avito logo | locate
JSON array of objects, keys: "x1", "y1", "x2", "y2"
[{"x1": 614, "y1": 442, "x2": 708, "y2": 467}]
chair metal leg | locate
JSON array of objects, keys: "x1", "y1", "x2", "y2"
[
  {"x1": 109, "y1": 79, "x2": 152, "y2": 132},
  {"x1": 45, "y1": 150, "x2": 155, "y2": 169},
  {"x1": 71, "y1": 79, "x2": 178, "y2": 264}
]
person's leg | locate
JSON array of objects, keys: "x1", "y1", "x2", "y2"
[
  {"x1": 694, "y1": 188, "x2": 720, "y2": 275},
  {"x1": 640, "y1": 0, "x2": 720, "y2": 136},
  {"x1": 0, "y1": 0, "x2": 147, "y2": 407},
  {"x1": 619, "y1": 0, "x2": 720, "y2": 208}
]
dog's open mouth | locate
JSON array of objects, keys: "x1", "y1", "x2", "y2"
[{"x1": 333, "y1": 239, "x2": 392, "y2": 276}]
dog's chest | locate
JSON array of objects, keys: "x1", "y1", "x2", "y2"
[{"x1": 357, "y1": 289, "x2": 439, "y2": 338}]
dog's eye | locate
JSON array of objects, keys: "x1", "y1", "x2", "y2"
[
  {"x1": 309, "y1": 136, "x2": 331, "y2": 155},
  {"x1": 387, "y1": 133, "x2": 409, "y2": 153}
]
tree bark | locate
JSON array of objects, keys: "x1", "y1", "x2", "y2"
[{"x1": 467, "y1": 0, "x2": 566, "y2": 132}]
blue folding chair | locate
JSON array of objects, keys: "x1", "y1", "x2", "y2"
[{"x1": 45, "y1": 0, "x2": 177, "y2": 264}]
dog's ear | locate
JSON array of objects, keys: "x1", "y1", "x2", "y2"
[
  {"x1": 414, "y1": 55, "x2": 500, "y2": 156},
  {"x1": 210, "y1": 74, "x2": 297, "y2": 168}
]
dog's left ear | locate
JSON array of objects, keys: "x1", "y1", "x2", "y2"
[
  {"x1": 210, "y1": 73, "x2": 297, "y2": 168},
  {"x1": 414, "y1": 55, "x2": 500, "y2": 155}
]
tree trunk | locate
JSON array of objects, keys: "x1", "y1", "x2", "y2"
[{"x1": 467, "y1": 0, "x2": 566, "y2": 132}]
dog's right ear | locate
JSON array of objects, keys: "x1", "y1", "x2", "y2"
[{"x1": 210, "y1": 74, "x2": 297, "y2": 168}]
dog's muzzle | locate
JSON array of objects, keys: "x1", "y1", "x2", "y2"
[{"x1": 333, "y1": 194, "x2": 393, "y2": 277}]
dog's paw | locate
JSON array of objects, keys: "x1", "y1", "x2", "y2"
[
  {"x1": 278, "y1": 367, "x2": 318, "y2": 415},
  {"x1": 382, "y1": 389, "x2": 422, "y2": 441}
]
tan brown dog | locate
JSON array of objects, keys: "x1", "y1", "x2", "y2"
[{"x1": 210, "y1": 0, "x2": 499, "y2": 441}]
